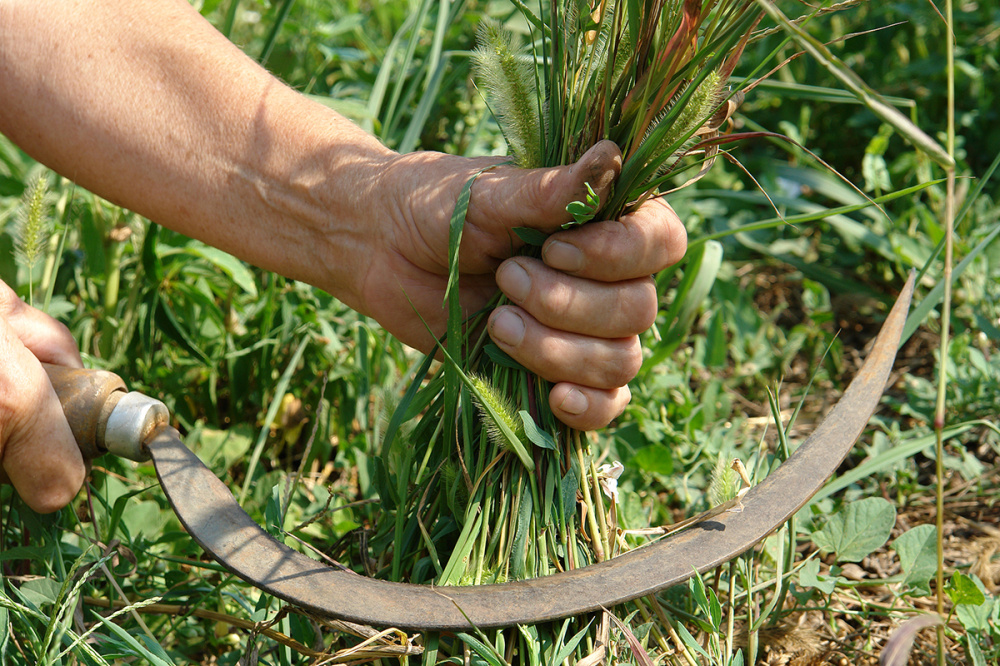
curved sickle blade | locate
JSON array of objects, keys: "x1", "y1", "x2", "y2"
[{"x1": 147, "y1": 274, "x2": 914, "y2": 631}]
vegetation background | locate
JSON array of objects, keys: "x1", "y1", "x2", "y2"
[{"x1": 0, "y1": 0, "x2": 997, "y2": 664}]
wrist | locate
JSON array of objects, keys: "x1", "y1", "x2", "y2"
[{"x1": 288, "y1": 117, "x2": 398, "y2": 312}]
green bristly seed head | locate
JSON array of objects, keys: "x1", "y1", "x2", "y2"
[
  {"x1": 472, "y1": 19, "x2": 543, "y2": 169},
  {"x1": 468, "y1": 373, "x2": 526, "y2": 453},
  {"x1": 647, "y1": 69, "x2": 724, "y2": 177},
  {"x1": 14, "y1": 172, "x2": 52, "y2": 271},
  {"x1": 709, "y1": 452, "x2": 742, "y2": 506}
]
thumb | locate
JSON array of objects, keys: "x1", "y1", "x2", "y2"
[{"x1": 468, "y1": 140, "x2": 622, "y2": 232}]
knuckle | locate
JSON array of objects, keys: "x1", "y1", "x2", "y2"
[
  {"x1": 616, "y1": 279, "x2": 658, "y2": 333},
  {"x1": 665, "y1": 217, "x2": 688, "y2": 266},
  {"x1": 603, "y1": 338, "x2": 642, "y2": 387},
  {"x1": 536, "y1": 281, "x2": 576, "y2": 320}
]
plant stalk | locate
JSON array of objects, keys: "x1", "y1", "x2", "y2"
[{"x1": 934, "y1": 1, "x2": 956, "y2": 663}]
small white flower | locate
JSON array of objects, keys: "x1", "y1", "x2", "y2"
[{"x1": 597, "y1": 461, "x2": 624, "y2": 504}]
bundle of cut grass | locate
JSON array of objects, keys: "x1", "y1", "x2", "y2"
[{"x1": 367, "y1": 0, "x2": 764, "y2": 661}]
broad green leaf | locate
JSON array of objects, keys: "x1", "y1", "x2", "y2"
[
  {"x1": 811, "y1": 497, "x2": 895, "y2": 563},
  {"x1": 513, "y1": 226, "x2": 549, "y2": 246},
  {"x1": 17, "y1": 578, "x2": 61, "y2": 610},
  {"x1": 954, "y1": 575, "x2": 995, "y2": 632},
  {"x1": 0, "y1": 546, "x2": 44, "y2": 562},
  {"x1": 560, "y1": 465, "x2": 578, "y2": 521},
  {"x1": 191, "y1": 424, "x2": 254, "y2": 474},
  {"x1": 563, "y1": 182, "x2": 600, "y2": 226},
  {"x1": 946, "y1": 571, "x2": 986, "y2": 607},
  {"x1": 957, "y1": 596, "x2": 996, "y2": 634},
  {"x1": 798, "y1": 558, "x2": 842, "y2": 594},
  {"x1": 688, "y1": 572, "x2": 723, "y2": 632},
  {"x1": 688, "y1": 574, "x2": 711, "y2": 631},
  {"x1": 519, "y1": 410, "x2": 556, "y2": 450},
  {"x1": 121, "y1": 501, "x2": 172, "y2": 541},
  {"x1": 965, "y1": 633, "x2": 987, "y2": 666},
  {"x1": 185, "y1": 243, "x2": 258, "y2": 297},
  {"x1": 632, "y1": 445, "x2": 673, "y2": 476},
  {"x1": 892, "y1": 524, "x2": 938, "y2": 594}
]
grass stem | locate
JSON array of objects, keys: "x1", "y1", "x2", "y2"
[{"x1": 935, "y1": 0, "x2": 956, "y2": 663}]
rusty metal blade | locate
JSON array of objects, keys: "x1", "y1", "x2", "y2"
[{"x1": 147, "y1": 273, "x2": 914, "y2": 631}]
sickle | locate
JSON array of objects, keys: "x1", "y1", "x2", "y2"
[{"x1": 49, "y1": 272, "x2": 914, "y2": 631}]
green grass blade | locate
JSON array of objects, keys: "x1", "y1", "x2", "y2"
[
  {"x1": 746, "y1": 78, "x2": 917, "y2": 109},
  {"x1": 399, "y1": 53, "x2": 457, "y2": 154},
  {"x1": 439, "y1": 504, "x2": 485, "y2": 584},
  {"x1": 913, "y1": 149, "x2": 1000, "y2": 289},
  {"x1": 89, "y1": 603, "x2": 172, "y2": 666},
  {"x1": 382, "y1": 0, "x2": 435, "y2": 141},
  {"x1": 365, "y1": 11, "x2": 416, "y2": 134},
  {"x1": 258, "y1": 0, "x2": 295, "y2": 66},
  {"x1": 813, "y1": 422, "x2": 988, "y2": 503},
  {"x1": 683, "y1": 180, "x2": 943, "y2": 251},
  {"x1": 239, "y1": 336, "x2": 309, "y2": 504},
  {"x1": 901, "y1": 220, "x2": 1000, "y2": 345},
  {"x1": 650, "y1": 240, "x2": 723, "y2": 362},
  {"x1": 220, "y1": 0, "x2": 240, "y2": 38}
]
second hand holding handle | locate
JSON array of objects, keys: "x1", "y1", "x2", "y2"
[{"x1": 43, "y1": 363, "x2": 169, "y2": 462}]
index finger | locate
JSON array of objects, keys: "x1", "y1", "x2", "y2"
[{"x1": 0, "y1": 280, "x2": 82, "y2": 368}]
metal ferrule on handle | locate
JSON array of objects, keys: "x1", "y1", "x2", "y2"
[{"x1": 43, "y1": 364, "x2": 167, "y2": 462}]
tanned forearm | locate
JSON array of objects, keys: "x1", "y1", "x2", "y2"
[{"x1": 0, "y1": 0, "x2": 392, "y2": 308}]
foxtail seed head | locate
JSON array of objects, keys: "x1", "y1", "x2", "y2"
[
  {"x1": 468, "y1": 373, "x2": 526, "y2": 454},
  {"x1": 14, "y1": 171, "x2": 52, "y2": 272},
  {"x1": 647, "y1": 69, "x2": 725, "y2": 177},
  {"x1": 472, "y1": 19, "x2": 544, "y2": 168},
  {"x1": 708, "y1": 452, "x2": 742, "y2": 507}
]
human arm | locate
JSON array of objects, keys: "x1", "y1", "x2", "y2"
[{"x1": 0, "y1": 0, "x2": 686, "y2": 431}]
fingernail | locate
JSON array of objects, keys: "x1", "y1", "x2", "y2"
[
  {"x1": 543, "y1": 240, "x2": 584, "y2": 272},
  {"x1": 559, "y1": 388, "x2": 588, "y2": 415},
  {"x1": 490, "y1": 309, "x2": 525, "y2": 347},
  {"x1": 497, "y1": 261, "x2": 531, "y2": 303}
]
